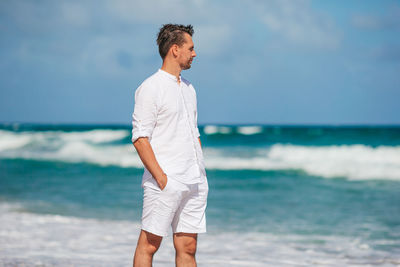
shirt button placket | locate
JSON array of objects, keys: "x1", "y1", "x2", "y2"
[{"x1": 179, "y1": 84, "x2": 201, "y2": 176}]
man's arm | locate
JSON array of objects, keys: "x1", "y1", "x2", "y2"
[
  {"x1": 198, "y1": 137, "x2": 202, "y2": 148},
  {"x1": 133, "y1": 137, "x2": 167, "y2": 190}
]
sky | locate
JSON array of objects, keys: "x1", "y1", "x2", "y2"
[{"x1": 0, "y1": 0, "x2": 399, "y2": 125}]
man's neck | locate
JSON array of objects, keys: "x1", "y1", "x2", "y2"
[{"x1": 161, "y1": 61, "x2": 182, "y2": 83}]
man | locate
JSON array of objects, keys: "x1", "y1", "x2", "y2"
[{"x1": 131, "y1": 24, "x2": 208, "y2": 267}]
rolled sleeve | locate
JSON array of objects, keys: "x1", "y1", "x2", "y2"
[{"x1": 131, "y1": 83, "x2": 159, "y2": 143}]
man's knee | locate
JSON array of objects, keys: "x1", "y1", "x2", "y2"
[
  {"x1": 174, "y1": 233, "x2": 197, "y2": 256},
  {"x1": 140, "y1": 241, "x2": 160, "y2": 255},
  {"x1": 184, "y1": 240, "x2": 197, "y2": 256},
  {"x1": 137, "y1": 230, "x2": 162, "y2": 255}
]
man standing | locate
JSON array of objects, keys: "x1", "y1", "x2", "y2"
[{"x1": 131, "y1": 24, "x2": 208, "y2": 267}]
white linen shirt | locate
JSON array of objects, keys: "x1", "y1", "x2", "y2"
[{"x1": 132, "y1": 69, "x2": 206, "y2": 187}]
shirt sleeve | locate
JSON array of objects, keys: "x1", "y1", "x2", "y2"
[{"x1": 131, "y1": 83, "x2": 159, "y2": 143}]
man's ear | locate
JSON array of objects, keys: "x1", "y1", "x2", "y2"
[{"x1": 171, "y1": 44, "x2": 179, "y2": 57}]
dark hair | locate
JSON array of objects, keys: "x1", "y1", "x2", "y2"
[{"x1": 156, "y1": 24, "x2": 194, "y2": 59}]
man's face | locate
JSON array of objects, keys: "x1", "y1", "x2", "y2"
[{"x1": 177, "y1": 33, "x2": 196, "y2": 70}]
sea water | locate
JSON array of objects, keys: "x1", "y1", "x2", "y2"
[{"x1": 0, "y1": 123, "x2": 399, "y2": 266}]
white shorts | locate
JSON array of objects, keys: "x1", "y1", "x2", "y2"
[{"x1": 141, "y1": 176, "x2": 208, "y2": 237}]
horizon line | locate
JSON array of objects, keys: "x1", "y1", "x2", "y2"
[{"x1": 1, "y1": 121, "x2": 400, "y2": 127}]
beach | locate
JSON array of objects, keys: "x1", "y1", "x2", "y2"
[{"x1": 1, "y1": 123, "x2": 399, "y2": 266}]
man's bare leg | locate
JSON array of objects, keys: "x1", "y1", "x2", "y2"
[
  {"x1": 173, "y1": 233, "x2": 198, "y2": 267},
  {"x1": 133, "y1": 230, "x2": 163, "y2": 267}
]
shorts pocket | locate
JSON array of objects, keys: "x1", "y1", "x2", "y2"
[{"x1": 161, "y1": 177, "x2": 170, "y2": 192}]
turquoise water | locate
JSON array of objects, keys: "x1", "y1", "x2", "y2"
[{"x1": 1, "y1": 123, "x2": 399, "y2": 266}]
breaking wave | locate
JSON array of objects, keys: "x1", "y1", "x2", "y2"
[{"x1": 1, "y1": 129, "x2": 399, "y2": 181}]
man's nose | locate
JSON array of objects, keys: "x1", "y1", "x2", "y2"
[{"x1": 192, "y1": 50, "x2": 197, "y2": 57}]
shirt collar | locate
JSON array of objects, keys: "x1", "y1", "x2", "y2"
[{"x1": 158, "y1": 69, "x2": 181, "y2": 82}]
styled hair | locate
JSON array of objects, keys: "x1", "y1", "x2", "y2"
[{"x1": 156, "y1": 24, "x2": 194, "y2": 59}]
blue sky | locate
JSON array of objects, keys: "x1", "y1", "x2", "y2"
[{"x1": 1, "y1": 0, "x2": 399, "y2": 125}]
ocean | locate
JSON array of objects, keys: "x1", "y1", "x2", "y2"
[{"x1": 0, "y1": 123, "x2": 399, "y2": 266}]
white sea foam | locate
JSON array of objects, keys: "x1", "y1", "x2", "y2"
[
  {"x1": 1, "y1": 129, "x2": 400, "y2": 181},
  {"x1": 204, "y1": 125, "x2": 218, "y2": 135},
  {"x1": 0, "y1": 130, "x2": 32, "y2": 150},
  {"x1": 237, "y1": 126, "x2": 263, "y2": 135},
  {"x1": 204, "y1": 125, "x2": 232, "y2": 135},
  {"x1": 57, "y1": 129, "x2": 129, "y2": 144},
  {"x1": 0, "y1": 129, "x2": 129, "y2": 150},
  {"x1": 0, "y1": 203, "x2": 398, "y2": 266},
  {"x1": 204, "y1": 144, "x2": 400, "y2": 181},
  {"x1": 0, "y1": 129, "x2": 143, "y2": 167}
]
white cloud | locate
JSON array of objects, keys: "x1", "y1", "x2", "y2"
[
  {"x1": 195, "y1": 24, "x2": 232, "y2": 56},
  {"x1": 3, "y1": 0, "x2": 342, "y2": 80},
  {"x1": 79, "y1": 36, "x2": 128, "y2": 76},
  {"x1": 106, "y1": 0, "x2": 233, "y2": 56},
  {"x1": 106, "y1": 0, "x2": 209, "y2": 24},
  {"x1": 61, "y1": 2, "x2": 90, "y2": 27},
  {"x1": 252, "y1": 0, "x2": 341, "y2": 49},
  {"x1": 352, "y1": 7, "x2": 400, "y2": 31}
]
